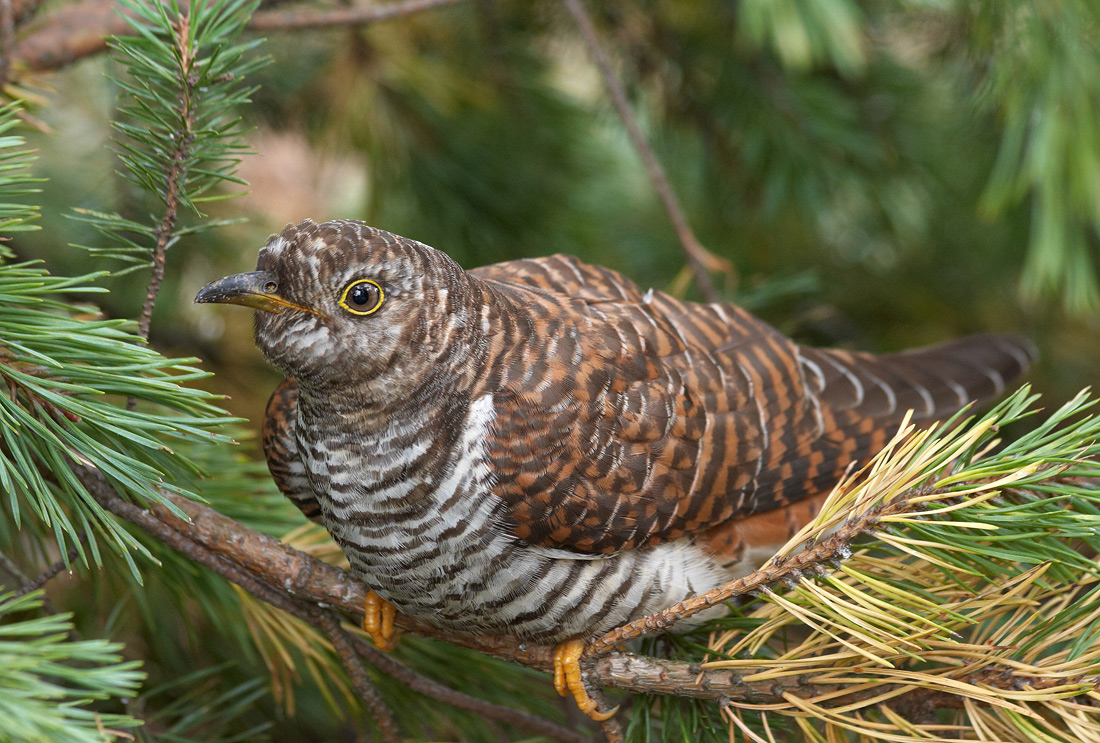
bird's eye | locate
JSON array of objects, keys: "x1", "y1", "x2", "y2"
[{"x1": 338, "y1": 279, "x2": 384, "y2": 316}]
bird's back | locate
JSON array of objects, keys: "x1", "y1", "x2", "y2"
[{"x1": 471, "y1": 255, "x2": 1035, "y2": 557}]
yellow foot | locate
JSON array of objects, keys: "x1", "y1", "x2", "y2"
[
  {"x1": 553, "y1": 639, "x2": 618, "y2": 721},
  {"x1": 362, "y1": 590, "x2": 399, "y2": 652}
]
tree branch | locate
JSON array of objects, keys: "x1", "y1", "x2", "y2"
[
  {"x1": 13, "y1": 538, "x2": 86, "y2": 599},
  {"x1": 0, "y1": 0, "x2": 14, "y2": 88},
  {"x1": 134, "y1": 12, "x2": 192, "y2": 344},
  {"x1": 12, "y1": 0, "x2": 467, "y2": 73},
  {"x1": 561, "y1": 0, "x2": 730, "y2": 303},
  {"x1": 349, "y1": 634, "x2": 593, "y2": 743},
  {"x1": 314, "y1": 612, "x2": 400, "y2": 743},
  {"x1": 64, "y1": 449, "x2": 1098, "y2": 731},
  {"x1": 247, "y1": 0, "x2": 465, "y2": 32}
]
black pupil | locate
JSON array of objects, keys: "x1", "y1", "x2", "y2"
[{"x1": 350, "y1": 284, "x2": 374, "y2": 306}]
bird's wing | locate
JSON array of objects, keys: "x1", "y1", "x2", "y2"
[
  {"x1": 262, "y1": 377, "x2": 324, "y2": 523},
  {"x1": 474, "y1": 255, "x2": 1035, "y2": 555}
]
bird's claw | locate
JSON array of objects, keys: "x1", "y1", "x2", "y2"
[
  {"x1": 362, "y1": 590, "x2": 399, "y2": 652},
  {"x1": 553, "y1": 639, "x2": 618, "y2": 721}
]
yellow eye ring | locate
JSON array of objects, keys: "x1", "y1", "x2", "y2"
[{"x1": 338, "y1": 279, "x2": 384, "y2": 316}]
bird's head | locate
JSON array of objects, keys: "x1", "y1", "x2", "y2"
[{"x1": 196, "y1": 219, "x2": 475, "y2": 396}]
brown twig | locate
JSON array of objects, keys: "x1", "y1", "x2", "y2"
[
  {"x1": 135, "y1": 12, "x2": 192, "y2": 344},
  {"x1": 151, "y1": 487, "x2": 557, "y2": 668},
  {"x1": 13, "y1": 0, "x2": 467, "y2": 72},
  {"x1": 248, "y1": 0, "x2": 465, "y2": 32},
  {"x1": 349, "y1": 634, "x2": 593, "y2": 743},
  {"x1": 561, "y1": 0, "x2": 729, "y2": 303},
  {"x1": 0, "y1": 551, "x2": 32, "y2": 591},
  {"x1": 0, "y1": 0, "x2": 13, "y2": 88},
  {"x1": 13, "y1": 538, "x2": 86, "y2": 599},
  {"x1": 594, "y1": 693, "x2": 624, "y2": 743},
  {"x1": 71, "y1": 464, "x2": 411, "y2": 736},
  {"x1": 76, "y1": 461, "x2": 588, "y2": 741},
  {"x1": 315, "y1": 612, "x2": 401, "y2": 743}
]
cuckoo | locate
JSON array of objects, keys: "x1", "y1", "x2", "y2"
[{"x1": 196, "y1": 219, "x2": 1035, "y2": 720}]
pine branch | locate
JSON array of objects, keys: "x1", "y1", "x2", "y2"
[
  {"x1": 13, "y1": 538, "x2": 85, "y2": 599},
  {"x1": 134, "y1": 10, "x2": 191, "y2": 342},
  {"x1": 80, "y1": 0, "x2": 264, "y2": 302},
  {"x1": 973, "y1": 3, "x2": 1100, "y2": 312},
  {"x1": 313, "y1": 612, "x2": 400, "y2": 743},
  {"x1": 0, "y1": 591, "x2": 144, "y2": 743},
  {"x1": 71, "y1": 462, "x2": 587, "y2": 740},
  {"x1": 0, "y1": 104, "x2": 241, "y2": 568},
  {"x1": 49, "y1": 387, "x2": 1100, "y2": 743}
]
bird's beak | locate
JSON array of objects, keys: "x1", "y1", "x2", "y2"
[{"x1": 195, "y1": 271, "x2": 319, "y2": 316}]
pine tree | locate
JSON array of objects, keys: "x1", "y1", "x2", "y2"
[{"x1": 2, "y1": 1, "x2": 1100, "y2": 742}]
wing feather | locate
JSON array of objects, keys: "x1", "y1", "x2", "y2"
[{"x1": 474, "y1": 256, "x2": 1035, "y2": 555}]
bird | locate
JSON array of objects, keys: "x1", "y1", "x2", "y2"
[{"x1": 195, "y1": 218, "x2": 1035, "y2": 720}]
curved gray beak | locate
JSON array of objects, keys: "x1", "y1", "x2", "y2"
[{"x1": 195, "y1": 271, "x2": 316, "y2": 315}]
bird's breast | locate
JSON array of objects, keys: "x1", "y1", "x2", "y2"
[{"x1": 293, "y1": 391, "x2": 727, "y2": 640}]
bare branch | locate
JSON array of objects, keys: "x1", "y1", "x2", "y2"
[
  {"x1": 315, "y1": 612, "x2": 401, "y2": 743},
  {"x1": 13, "y1": 0, "x2": 467, "y2": 72},
  {"x1": 248, "y1": 0, "x2": 465, "y2": 32},
  {"x1": 11, "y1": 0, "x2": 123, "y2": 72},
  {"x1": 0, "y1": 0, "x2": 14, "y2": 87},
  {"x1": 13, "y1": 538, "x2": 86, "y2": 599},
  {"x1": 349, "y1": 635, "x2": 593, "y2": 743},
  {"x1": 0, "y1": 551, "x2": 32, "y2": 590},
  {"x1": 561, "y1": 0, "x2": 730, "y2": 303}
]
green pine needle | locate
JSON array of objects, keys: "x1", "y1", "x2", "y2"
[{"x1": 0, "y1": 591, "x2": 143, "y2": 743}]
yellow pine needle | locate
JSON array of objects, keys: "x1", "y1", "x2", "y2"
[
  {"x1": 964, "y1": 699, "x2": 1012, "y2": 743},
  {"x1": 793, "y1": 579, "x2": 923, "y2": 653},
  {"x1": 783, "y1": 691, "x2": 953, "y2": 743},
  {"x1": 234, "y1": 586, "x2": 355, "y2": 716},
  {"x1": 1001, "y1": 708, "x2": 1080, "y2": 743},
  {"x1": 761, "y1": 587, "x2": 895, "y2": 666},
  {"x1": 825, "y1": 573, "x2": 955, "y2": 637},
  {"x1": 837, "y1": 564, "x2": 959, "y2": 617},
  {"x1": 931, "y1": 463, "x2": 1043, "y2": 497},
  {"x1": 899, "y1": 488, "x2": 1003, "y2": 515},
  {"x1": 871, "y1": 669, "x2": 1038, "y2": 717},
  {"x1": 872, "y1": 533, "x2": 979, "y2": 573},
  {"x1": 281, "y1": 522, "x2": 347, "y2": 566},
  {"x1": 792, "y1": 716, "x2": 831, "y2": 743},
  {"x1": 721, "y1": 705, "x2": 775, "y2": 743}
]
